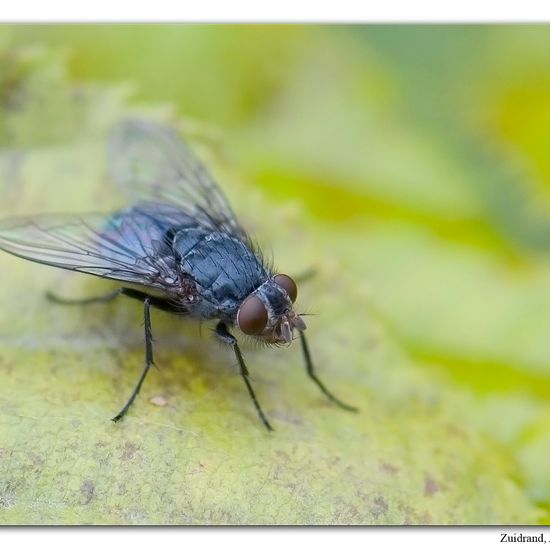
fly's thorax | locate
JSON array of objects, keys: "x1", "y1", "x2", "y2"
[
  {"x1": 236, "y1": 274, "x2": 306, "y2": 345},
  {"x1": 173, "y1": 228, "x2": 268, "y2": 309}
]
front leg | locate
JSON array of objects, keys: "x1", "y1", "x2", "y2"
[
  {"x1": 299, "y1": 331, "x2": 358, "y2": 412},
  {"x1": 215, "y1": 321, "x2": 274, "y2": 432}
]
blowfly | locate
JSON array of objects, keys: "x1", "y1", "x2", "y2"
[{"x1": 0, "y1": 119, "x2": 357, "y2": 431}]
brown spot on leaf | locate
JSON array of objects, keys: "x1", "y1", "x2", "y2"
[
  {"x1": 380, "y1": 462, "x2": 399, "y2": 475},
  {"x1": 370, "y1": 495, "x2": 389, "y2": 519},
  {"x1": 424, "y1": 474, "x2": 441, "y2": 496},
  {"x1": 27, "y1": 451, "x2": 45, "y2": 467},
  {"x1": 80, "y1": 479, "x2": 95, "y2": 505},
  {"x1": 121, "y1": 441, "x2": 138, "y2": 461}
]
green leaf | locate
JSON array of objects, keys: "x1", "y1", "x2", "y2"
[{"x1": 0, "y1": 29, "x2": 543, "y2": 524}]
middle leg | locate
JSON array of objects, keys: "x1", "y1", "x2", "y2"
[{"x1": 215, "y1": 321, "x2": 274, "y2": 432}]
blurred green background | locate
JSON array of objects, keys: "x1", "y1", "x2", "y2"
[{"x1": 2, "y1": 25, "x2": 550, "y2": 524}]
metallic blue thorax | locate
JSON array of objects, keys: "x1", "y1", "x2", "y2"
[{"x1": 173, "y1": 229, "x2": 268, "y2": 310}]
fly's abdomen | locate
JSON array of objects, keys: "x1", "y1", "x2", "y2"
[
  {"x1": 102, "y1": 204, "x2": 190, "y2": 257},
  {"x1": 98, "y1": 203, "x2": 197, "y2": 289}
]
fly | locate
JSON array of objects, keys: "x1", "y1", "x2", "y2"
[{"x1": 0, "y1": 119, "x2": 357, "y2": 431}]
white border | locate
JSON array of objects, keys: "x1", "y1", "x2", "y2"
[
  {"x1": 2, "y1": 0, "x2": 550, "y2": 23},
  {"x1": 6, "y1": 528, "x2": 550, "y2": 550},
  {"x1": 1, "y1": 2, "x2": 548, "y2": 545}
]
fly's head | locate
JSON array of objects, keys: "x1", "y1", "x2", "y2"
[{"x1": 236, "y1": 274, "x2": 306, "y2": 345}]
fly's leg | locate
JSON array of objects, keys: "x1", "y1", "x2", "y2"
[
  {"x1": 215, "y1": 321, "x2": 274, "y2": 432},
  {"x1": 46, "y1": 287, "x2": 181, "y2": 312},
  {"x1": 118, "y1": 288, "x2": 182, "y2": 312},
  {"x1": 46, "y1": 288, "x2": 122, "y2": 305},
  {"x1": 47, "y1": 286, "x2": 178, "y2": 422},
  {"x1": 111, "y1": 297, "x2": 155, "y2": 422},
  {"x1": 299, "y1": 331, "x2": 358, "y2": 412}
]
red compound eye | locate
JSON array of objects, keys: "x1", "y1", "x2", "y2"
[
  {"x1": 274, "y1": 273, "x2": 297, "y2": 303},
  {"x1": 237, "y1": 295, "x2": 268, "y2": 335}
]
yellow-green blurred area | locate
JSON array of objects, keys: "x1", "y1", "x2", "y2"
[{"x1": 2, "y1": 25, "x2": 550, "y2": 524}]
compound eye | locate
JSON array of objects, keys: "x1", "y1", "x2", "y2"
[
  {"x1": 274, "y1": 274, "x2": 297, "y2": 303},
  {"x1": 237, "y1": 295, "x2": 268, "y2": 335}
]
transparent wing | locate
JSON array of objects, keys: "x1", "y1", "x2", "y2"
[
  {"x1": 108, "y1": 118, "x2": 247, "y2": 240},
  {"x1": 0, "y1": 212, "x2": 178, "y2": 290}
]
